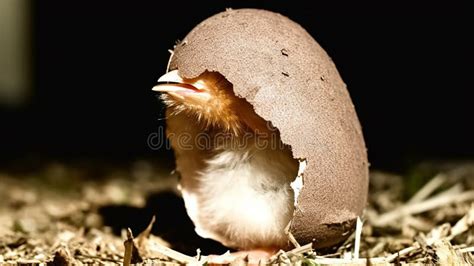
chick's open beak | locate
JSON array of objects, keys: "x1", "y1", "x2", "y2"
[{"x1": 152, "y1": 70, "x2": 211, "y2": 102}]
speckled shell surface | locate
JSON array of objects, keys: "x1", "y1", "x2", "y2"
[{"x1": 169, "y1": 8, "x2": 369, "y2": 249}]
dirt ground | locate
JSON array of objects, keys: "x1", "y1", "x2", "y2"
[{"x1": 0, "y1": 160, "x2": 473, "y2": 265}]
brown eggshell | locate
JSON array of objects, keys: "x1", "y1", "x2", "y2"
[{"x1": 169, "y1": 8, "x2": 369, "y2": 249}]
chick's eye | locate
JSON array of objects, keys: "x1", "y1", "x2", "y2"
[{"x1": 192, "y1": 80, "x2": 207, "y2": 91}]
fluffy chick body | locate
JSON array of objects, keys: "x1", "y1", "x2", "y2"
[{"x1": 157, "y1": 71, "x2": 299, "y2": 250}]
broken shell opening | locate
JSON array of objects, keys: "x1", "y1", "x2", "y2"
[{"x1": 167, "y1": 67, "x2": 308, "y2": 234}]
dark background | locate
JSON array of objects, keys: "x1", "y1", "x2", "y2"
[{"x1": 1, "y1": 1, "x2": 472, "y2": 171}]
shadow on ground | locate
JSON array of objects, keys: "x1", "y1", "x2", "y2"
[{"x1": 99, "y1": 191, "x2": 229, "y2": 255}]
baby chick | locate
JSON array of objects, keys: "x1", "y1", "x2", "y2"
[{"x1": 152, "y1": 70, "x2": 299, "y2": 253}]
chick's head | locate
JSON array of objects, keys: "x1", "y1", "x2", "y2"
[{"x1": 153, "y1": 70, "x2": 270, "y2": 135}]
